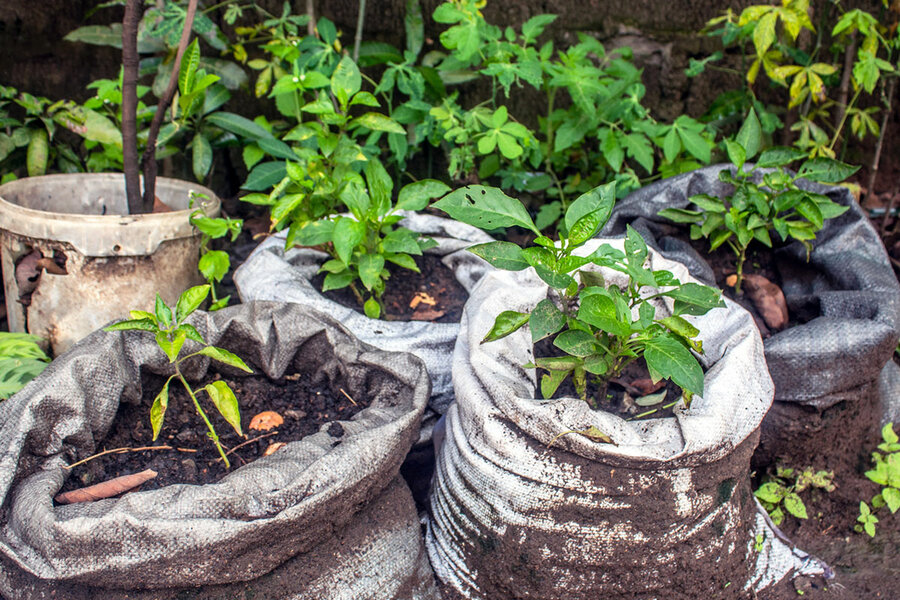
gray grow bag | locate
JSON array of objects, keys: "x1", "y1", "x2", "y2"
[
  {"x1": 0, "y1": 302, "x2": 437, "y2": 599},
  {"x1": 602, "y1": 164, "x2": 900, "y2": 467}
]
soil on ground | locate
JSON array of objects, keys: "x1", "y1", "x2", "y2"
[
  {"x1": 534, "y1": 338, "x2": 683, "y2": 420},
  {"x1": 60, "y1": 369, "x2": 368, "y2": 493},
  {"x1": 312, "y1": 253, "x2": 468, "y2": 323}
]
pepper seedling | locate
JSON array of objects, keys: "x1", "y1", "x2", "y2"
[
  {"x1": 105, "y1": 285, "x2": 252, "y2": 468},
  {"x1": 659, "y1": 108, "x2": 857, "y2": 294},
  {"x1": 433, "y1": 182, "x2": 724, "y2": 410}
]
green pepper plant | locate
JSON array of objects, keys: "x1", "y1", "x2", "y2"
[
  {"x1": 0, "y1": 333, "x2": 50, "y2": 400},
  {"x1": 659, "y1": 109, "x2": 857, "y2": 294},
  {"x1": 433, "y1": 183, "x2": 724, "y2": 411},
  {"x1": 291, "y1": 160, "x2": 448, "y2": 318},
  {"x1": 755, "y1": 465, "x2": 835, "y2": 526},
  {"x1": 105, "y1": 285, "x2": 252, "y2": 468}
]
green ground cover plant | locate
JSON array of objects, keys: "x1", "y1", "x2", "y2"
[
  {"x1": 755, "y1": 465, "x2": 835, "y2": 525},
  {"x1": 104, "y1": 285, "x2": 252, "y2": 468},
  {"x1": 857, "y1": 423, "x2": 900, "y2": 536},
  {"x1": 434, "y1": 183, "x2": 724, "y2": 410}
]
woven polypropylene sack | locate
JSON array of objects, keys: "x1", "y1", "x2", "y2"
[
  {"x1": 601, "y1": 164, "x2": 900, "y2": 466},
  {"x1": 234, "y1": 212, "x2": 494, "y2": 416},
  {"x1": 426, "y1": 239, "x2": 827, "y2": 600},
  {"x1": 0, "y1": 302, "x2": 436, "y2": 599}
]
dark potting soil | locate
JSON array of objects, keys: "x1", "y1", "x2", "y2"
[
  {"x1": 533, "y1": 338, "x2": 683, "y2": 420},
  {"x1": 311, "y1": 253, "x2": 468, "y2": 323},
  {"x1": 60, "y1": 370, "x2": 368, "y2": 494}
]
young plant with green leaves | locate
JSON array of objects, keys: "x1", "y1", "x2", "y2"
[
  {"x1": 292, "y1": 161, "x2": 448, "y2": 318},
  {"x1": 0, "y1": 332, "x2": 50, "y2": 400},
  {"x1": 755, "y1": 466, "x2": 835, "y2": 526},
  {"x1": 659, "y1": 109, "x2": 857, "y2": 294},
  {"x1": 104, "y1": 285, "x2": 252, "y2": 468},
  {"x1": 857, "y1": 422, "x2": 900, "y2": 537},
  {"x1": 189, "y1": 191, "x2": 243, "y2": 311},
  {"x1": 433, "y1": 183, "x2": 724, "y2": 410}
]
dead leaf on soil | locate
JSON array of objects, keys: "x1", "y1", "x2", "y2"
[
  {"x1": 249, "y1": 411, "x2": 284, "y2": 431},
  {"x1": 630, "y1": 378, "x2": 666, "y2": 395},
  {"x1": 263, "y1": 442, "x2": 286, "y2": 456},
  {"x1": 55, "y1": 469, "x2": 157, "y2": 504},
  {"x1": 727, "y1": 273, "x2": 789, "y2": 331},
  {"x1": 409, "y1": 291, "x2": 437, "y2": 309}
]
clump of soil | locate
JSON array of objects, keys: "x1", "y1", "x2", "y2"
[
  {"x1": 533, "y1": 338, "x2": 684, "y2": 420},
  {"x1": 312, "y1": 253, "x2": 468, "y2": 323},
  {"x1": 60, "y1": 370, "x2": 368, "y2": 493}
]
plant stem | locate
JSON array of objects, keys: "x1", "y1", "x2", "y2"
[
  {"x1": 735, "y1": 244, "x2": 747, "y2": 295},
  {"x1": 835, "y1": 33, "x2": 857, "y2": 133},
  {"x1": 176, "y1": 367, "x2": 230, "y2": 468},
  {"x1": 353, "y1": 0, "x2": 366, "y2": 63},
  {"x1": 306, "y1": 0, "x2": 316, "y2": 36},
  {"x1": 140, "y1": 0, "x2": 199, "y2": 213},
  {"x1": 122, "y1": 0, "x2": 142, "y2": 214},
  {"x1": 865, "y1": 77, "x2": 896, "y2": 206},
  {"x1": 829, "y1": 87, "x2": 862, "y2": 152}
]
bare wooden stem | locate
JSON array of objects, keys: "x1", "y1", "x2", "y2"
[
  {"x1": 122, "y1": 0, "x2": 143, "y2": 214},
  {"x1": 865, "y1": 78, "x2": 896, "y2": 206}
]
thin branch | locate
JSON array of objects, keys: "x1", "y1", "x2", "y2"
[
  {"x1": 834, "y1": 33, "x2": 857, "y2": 132},
  {"x1": 865, "y1": 78, "x2": 896, "y2": 206},
  {"x1": 353, "y1": 0, "x2": 367, "y2": 63},
  {"x1": 339, "y1": 387, "x2": 357, "y2": 406},
  {"x1": 223, "y1": 431, "x2": 279, "y2": 457},
  {"x1": 140, "y1": 0, "x2": 200, "y2": 213},
  {"x1": 306, "y1": 0, "x2": 316, "y2": 36},
  {"x1": 64, "y1": 445, "x2": 197, "y2": 470}
]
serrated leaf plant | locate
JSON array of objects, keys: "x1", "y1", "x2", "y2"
[
  {"x1": 659, "y1": 108, "x2": 857, "y2": 294},
  {"x1": 433, "y1": 182, "x2": 725, "y2": 412},
  {"x1": 104, "y1": 285, "x2": 252, "y2": 468},
  {"x1": 857, "y1": 423, "x2": 900, "y2": 537},
  {"x1": 755, "y1": 465, "x2": 835, "y2": 526},
  {"x1": 0, "y1": 332, "x2": 50, "y2": 400},
  {"x1": 292, "y1": 159, "x2": 449, "y2": 318}
]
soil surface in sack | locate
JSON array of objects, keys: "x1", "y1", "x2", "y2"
[
  {"x1": 535, "y1": 339, "x2": 683, "y2": 420},
  {"x1": 755, "y1": 421, "x2": 900, "y2": 600},
  {"x1": 60, "y1": 370, "x2": 369, "y2": 492},
  {"x1": 312, "y1": 254, "x2": 468, "y2": 323}
]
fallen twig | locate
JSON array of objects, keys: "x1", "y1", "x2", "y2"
[
  {"x1": 64, "y1": 445, "x2": 196, "y2": 470},
  {"x1": 339, "y1": 388, "x2": 358, "y2": 406},
  {"x1": 223, "y1": 431, "x2": 279, "y2": 458}
]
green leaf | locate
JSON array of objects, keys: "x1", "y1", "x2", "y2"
[
  {"x1": 358, "y1": 254, "x2": 385, "y2": 290},
  {"x1": 657, "y1": 315, "x2": 701, "y2": 351},
  {"x1": 25, "y1": 128, "x2": 48, "y2": 177},
  {"x1": 203, "y1": 380, "x2": 242, "y2": 436},
  {"x1": 666, "y1": 282, "x2": 725, "y2": 316},
  {"x1": 191, "y1": 133, "x2": 212, "y2": 181},
  {"x1": 242, "y1": 162, "x2": 287, "y2": 191},
  {"x1": 678, "y1": 128, "x2": 711, "y2": 163},
  {"x1": 796, "y1": 198, "x2": 824, "y2": 230},
  {"x1": 643, "y1": 335, "x2": 705, "y2": 396},
  {"x1": 468, "y1": 241, "x2": 529, "y2": 271},
  {"x1": 332, "y1": 217, "x2": 366, "y2": 264},
  {"x1": 797, "y1": 158, "x2": 860, "y2": 183},
  {"x1": 104, "y1": 318, "x2": 157, "y2": 333},
  {"x1": 521, "y1": 14, "x2": 557, "y2": 42},
  {"x1": 177, "y1": 323, "x2": 205, "y2": 344},
  {"x1": 331, "y1": 55, "x2": 362, "y2": 107},
  {"x1": 323, "y1": 271, "x2": 355, "y2": 291},
  {"x1": 179, "y1": 39, "x2": 201, "y2": 95},
  {"x1": 755, "y1": 482, "x2": 786, "y2": 504},
  {"x1": 364, "y1": 297, "x2": 381, "y2": 319},
  {"x1": 156, "y1": 330, "x2": 186, "y2": 363},
  {"x1": 724, "y1": 139, "x2": 746, "y2": 170},
  {"x1": 175, "y1": 285, "x2": 210, "y2": 323},
  {"x1": 659, "y1": 208, "x2": 703, "y2": 224},
  {"x1": 433, "y1": 185, "x2": 540, "y2": 235},
  {"x1": 482, "y1": 311, "x2": 530, "y2": 343},
  {"x1": 291, "y1": 219, "x2": 335, "y2": 247},
  {"x1": 541, "y1": 368, "x2": 570, "y2": 399},
  {"x1": 757, "y1": 146, "x2": 807, "y2": 168},
  {"x1": 577, "y1": 292, "x2": 631, "y2": 338},
  {"x1": 198, "y1": 346, "x2": 253, "y2": 373},
  {"x1": 783, "y1": 493, "x2": 808, "y2": 519},
  {"x1": 199, "y1": 250, "x2": 230, "y2": 283},
  {"x1": 149, "y1": 378, "x2": 170, "y2": 441},
  {"x1": 736, "y1": 107, "x2": 762, "y2": 160},
  {"x1": 529, "y1": 298, "x2": 566, "y2": 343},
  {"x1": 205, "y1": 112, "x2": 273, "y2": 140},
  {"x1": 350, "y1": 112, "x2": 406, "y2": 134},
  {"x1": 396, "y1": 179, "x2": 451, "y2": 211},
  {"x1": 155, "y1": 295, "x2": 173, "y2": 328},
  {"x1": 564, "y1": 182, "x2": 616, "y2": 240},
  {"x1": 553, "y1": 330, "x2": 598, "y2": 357}
]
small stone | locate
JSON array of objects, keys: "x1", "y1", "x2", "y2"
[{"x1": 284, "y1": 409, "x2": 307, "y2": 420}]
